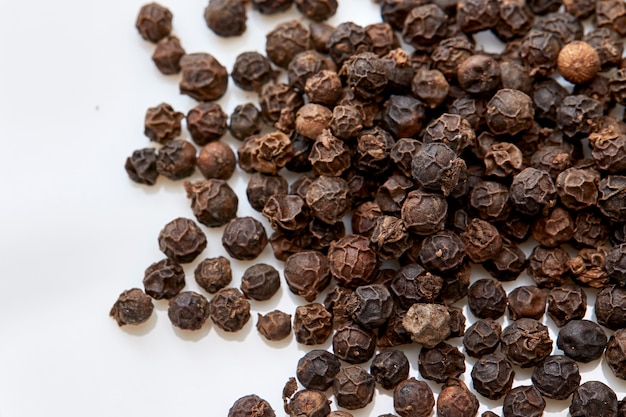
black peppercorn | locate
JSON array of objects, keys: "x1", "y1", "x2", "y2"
[
  {"x1": 503, "y1": 385, "x2": 546, "y2": 417},
  {"x1": 125, "y1": 148, "x2": 159, "y2": 185},
  {"x1": 228, "y1": 394, "x2": 275, "y2": 417},
  {"x1": 257, "y1": 310, "x2": 292, "y2": 341},
  {"x1": 463, "y1": 318, "x2": 501, "y2": 358},
  {"x1": 158, "y1": 217, "x2": 207, "y2": 263},
  {"x1": 222, "y1": 217, "x2": 268, "y2": 261},
  {"x1": 168, "y1": 291, "x2": 210, "y2": 331},
  {"x1": 136, "y1": 3, "x2": 172, "y2": 43},
  {"x1": 557, "y1": 319, "x2": 607, "y2": 363},
  {"x1": 532, "y1": 355, "x2": 581, "y2": 400},
  {"x1": 418, "y1": 342, "x2": 465, "y2": 383},
  {"x1": 284, "y1": 251, "x2": 330, "y2": 302},
  {"x1": 332, "y1": 322, "x2": 377, "y2": 364},
  {"x1": 143, "y1": 258, "x2": 185, "y2": 300},
  {"x1": 152, "y1": 36, "x2": 185, "y2": 75},
  {"x1": 209, "y1": 287, "x2": 251, "y2": 332},
  {"x1": 471, "y1": 352, "x2": 515, "y2": 400},
  {"x1": 501, "y1": 318, "x2": 553, "y2": 368},
  {"x1": 296, "y1": 350, "x2": 340, "y2": 391},
  {"x1": 204, "y1": 0, "x2": 247, "y2": 37},
  {"x1": 393, "y1": 378, "x2": 434, "y2": 417},
  {"x1": 157, "y1": 139, "x2": 196, "y2": 180},
  {"x1": 570, "y1": 381, "x2": 618, "y2": 417},
  {"x1": 606, "y1": 328, "x2": 626, "y2": 380},
  {"x1": 144, "y1": 103, "x2": 184, "y2": 144},
  {"x1": 194, "y1": 256, "x2": 232, "y2": 294},
  {"x1": 240, "y1": 263, "x2": 280, "y2": 301},
  {"x1": 370, "y1": 350, "x2": 410, "y2": 390},
  {"x1": 333, "y1": 365, "x2": 375, "y2": 410},
  {"x1": 110, "y1": 288, "x2": 154, "y2": 326}
]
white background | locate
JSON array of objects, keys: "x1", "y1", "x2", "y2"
[{"x1": 0, "y1": 0, "x2": 624, "y2": 416}]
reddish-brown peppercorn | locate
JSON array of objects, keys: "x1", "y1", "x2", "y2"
[
  {"x1": 184, "y1": 179, "x2": 238, "y2": 228},
  {"x1": 197, "y1": 141, "x2": 236, "y2": 180},
  {"x1": 179, "y1": 53, "x2": 228, "y2": 102},
  {"x1": 394, "y1": 378, "x2": 435, "y2": 417},
  {"x1": 284, "y1": 251, "x2": 330, "y2": 302},
  {"x1": 152, "y1": 36, "x2": 185, "y2": 75},
  {"x1": 257, "y1": 310, "x2": 292, "y2": 341},
  {"x1": 333, "y1": 365, "x2": 376, "y2": 410},
  {"x1": 195, "y1": 256, "x2": 232, "y2": 294},
  {"x1": 501, "y1": 319, "x2": 553, "y2": 368},
  {"x1": 144, "y1": 103, "x2": 184, "y2": 144},
  {"x1": 110, "y1": 288, "x2": 154, "y2": 326},
  {"x1": 136, "y1": 3, "x2": 172, "y2": 43},
  {"x1": 204, "y1": 0, "x2": 247, "y2": 37},
  {"x1": 158, "y1": 217, "x2": 207, "y2": 263},
  {"x1": 209, "y1": 287, "x2": 251, "y2": 332},
  {"x1": 168, "y1": 291, "x2": 210, "y2": 331}
]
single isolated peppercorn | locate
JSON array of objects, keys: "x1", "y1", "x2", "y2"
[
  {"x1": 143, "y1": 258, "x2": 185, "y2": 300},
  {"x1": 110, "y1": 288, "x2": 154, "y2": 326},
  {"x1": 152, "y1": 36, "x2": 185, "y2": 75},
  {"x1": 370, "y1": 350, "x2": 410, "y2": 390},
  {"x1": 125, "y1": 148, "x2": 159, "y2": 185},
  {"x1": 184, "y1": 179, "x2": 238, "y2": 228},
  {"x1": 194, "y1": 256, "x2": 232, "y2": 294},
  {"x1": 144, "y1": 103, "x2": 184, "y2": 144},
  {"x1": 256, "y1": 310, "x2": 292, "y2": 342},
  {"x1": 186, "y1": 102, "x2": 228, "y2": 146},
  {"x1": 168, "y1": 291, "x2": 210, "y2": 331},
  {"x1": 158, "y1": 217, "x2": 207, "y2": 263},
  {"x1": 136, "y1": 2, "x2": 172, "y2": 43},
  {"x1": 393, "y1": 378, "x2": 435, "y2": 417},
  {"x1": 209, "y1": 287, "x2": 251, "y2": 332},
  {"x1": 228, "y1": 394, "x2": 275, "y2": 417},
  {"x1": 204, "y1": 0, "x2": 247, "y2": 37},
  {"x1": 157, "y1": 139, "x2": 196, "y2": 180}
]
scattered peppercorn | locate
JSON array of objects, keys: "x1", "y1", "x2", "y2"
[
  {"x1": 110, "y1": 288, "x2": 154, "y2": 326},
  {"x1": 209, "y1": 287, "x2": 251, "y2": 332},
  {"x1": 570, "y1": 381, "x2": 618, "y2": 417},
  {"x1": 136, "y1": 3, "x2": 172, "y2": 42},
  {"x1": 168, "y1": 291, "x2": 210, "y2": 331},
  {"x1": 256, "y1": 310, "x2": 292, "y2": 341},
  {"x1": 370, "y1": 350, "x2": 409, "y2": 390},
  {"x1": 296, "y1": 350, "x2": 340, "y2": 391},
  {"x1": 393, "y1": 378, "x2": 434, "y2": 417},
  {"x1": 195, "y1": 256, "x2": 232, "y2": 294},
  {"x1": 152, "y1": 36, "x2": 185, "y2": 75},
  {"x1": 158, "y1": 217, "x2": 206, "y2": 263},
  {"x1": 228, "y1": 394, "x2": 275, "y2": 417}
]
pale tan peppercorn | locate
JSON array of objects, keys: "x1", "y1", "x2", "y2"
[{"x1": 557, "y1": 41, "x2": 601, "y2": 84}]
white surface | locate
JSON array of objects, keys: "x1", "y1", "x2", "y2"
[{"x1": 0, "y1": 1, "x2": 624, "y2": 416}]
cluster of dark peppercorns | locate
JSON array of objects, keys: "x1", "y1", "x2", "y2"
[{"x1": 112, "y1": 1, "x2": 626, "y2": 416}]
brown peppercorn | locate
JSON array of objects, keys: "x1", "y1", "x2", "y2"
[
  {"x1": 246, "y1": 174, "x2": 288, "y2": 213},
  {"x1": 333, "y1": 322, "x2": 377, "y2": 364},
  {"x1": 461, "y1": 218, "x2": 503, "y2": 263},
  {"x1": 284, "y1": 251, "x2": 330, "y2": 302},
  {"x1": 595, "y1": 285, "x2": 626, "y2": 330},
  {"x1": 333, "y1": 365, "x2": 375, "y2": 410},
  {"x1": 457, "y1": 55, "x2": 500, "y2": 95},
  {"x1": 570, "y1": 247, "x2": 609, "y2": 288},
  {"x1": 570, "y1": 381, "x2": 618, "y2": 417},
  {"x1": 355, "y1": 127, "x2": 396, "y2": 175},
  {"x1": 393, "y1": 378, "x2": 434, "y2": 417},
  {"x1": 184, "y1": 179, "x2": 238, "y2": 227},
  {"x1": 503, "y1": 385, "x2": 546, "y2": 417},
  {"x1": 296, "y1": 350, "x2": 340, "y2": 391},
  {"x1": 295, "y1": 0, "x2": 337, "y2": 21},
  {"x1": 204, "y1": 0, "x2": 247, "y2": 37},
  {"x1": 591, "y1": 132, "x2": 626, "y2": 173},
  {"x1": 158, "y1": 217, "x2": 207, "y2": 263},
  {"x1": 501, "y1": 318, "x2": 553, "y2": 368},
  {"x1": 306, "y1": 175, "x2": 351, "y2": 225},
  {"x1": 381, "y1": 95, "x2": 426, "y2": 139},
  {"x1": 237, "y1": 131, "x2": 293, "y2": 175},
  {"x1": 402, "y1": 303, "x2": 451, "y2": 348},
  {"x1": 463, "y1": 318, "x2": 501, "y2": 358},
  {"x1": 486, "y1": 89, "x2": 535, "y2": 136},
  {"x1": 510, "y1": 167, "x2": 557, "y2": 216},
  {"x1": 293, "y1": 303, "x2": 333, "y2": 345},
  {"x1": 574, "y1": 211, "x2": 609, "y2": 248},
  {"x1": 308, "y1": 130, "x2": 351, "y2": 177},
  {"x1": 222, "y1": 216, "x2": 268, "y2": 261},
  {"x1": 547, "y1": 285, "x2": 586, "y2": 327},
  {"x1": 507, "y1": 285, "x2": 546, "y2": 320},
  {"x1": 136, "y1": 3, "x2": 172, "y2": 43},
  {"x1": 471, "y1": 352, "x2": 515, "y2": 400},
  {"x1": 110, "y1": 288, "x2": 154, "y2": 326},
  {"x1": 390, "y1": 264, "x2": 442, "y2": 308},
  {"x1": 308, "y1": 217, "x2": 346, "y2": 251},
  {"x1": 558, "y1": 41, "x2": 601, "y2": 85},
  {"x1": 596, "y1": 0, "x2": 626, "y2": 36},
  {"x1": 304, "y1": 70, "x2": 342, "y2": 107},
  {"x1": 125, "y1": 148, "x2": 159, "y2": 186},
  {"x1": 411, "y1": 143, "x2": 466, "y2": 196},
  {"x1": 143, "y1": 258, "x2": 185, "y2": 300},
  {"x1": 556, "y1": 168, "x2": 599, "y2": 210},
  {"x1": 231, "y1": 51, "x2": 275, "y2": 93},
  {"x1": 309, "y1": 22, "x2": 333, "y2": 53},
  {"x1": 370, "y1": 350, "x2": 410, "y2": 390},
  {"x1": 186, "y1": 102, "x2": 228, "y2": 146},
  {"x1": 557, "y1": 319, "x2": 607, "y2": 363},
  {"x1": 411, "y1": 69, "x2": 449, "y2": 109},
  {"x1": 327, "y1": 234, "x2": 378, "y2": 288},
  {"x1": 531, "y1": 206, "x2": 575, "y2": 247},
  {"x1": 342, "y1": 52, "x2": 388, "y2": 100},
  {"x1": 401, "y1": 190, "x2": 447, "y2": 236},
  {"x1": 265, "y1": 20, "x2": 311, "y2": 69},
  {"x1": 599, "y1": 175, "x2": 626, "y2": 223},
  {"x1": 528, "y1": 246, "x2": 570, "y2": 288},
  {"x1": 558, "y1": 94, "x2": 604, "y2": 138},
  {"x1": 209, "y1": 287, "x2": 251, "y2": 332},
  {"x1": 262, "y1": 194, "x2": 309, "y2": 235},
  {"x1": 144, "y1": 103, "x2": 184, "y2": 144},
  {"x1": 327, "y1": 22, "x2": 372, "y2": 66},
  {"x1": 418, "y1": 342, "x2": 465, "y2": 383},
  {"x1": 152, "y1": 36, "x2": 185, "y2": 75},
  {"x1": 369, "y1": 216, "x2": 411, "y2": 260},
  {"x1": 493, "y1": 0, "x2": 534, "y2": 41},
  {"x1": 532, "y1": 355, "x2": 581, "y2": 400},
  {"x1": 157, "y1": 139, "x2": 196, "y2": 180},
  {"x1": 228, "y1": 394, "x2": 275, "y2": 417},
  {"x1": 534, "y1": 12, "x2": 583, "y2": 45},
  {"x1": 402, "y1": 4, "x2": 447, "y2": 50},
  {"x1": 288, "y1": 50, "x2": 335, "y2": 93},
  {"x1": 295, "y1": 104, "x2": 333, "y2": 141},
  {"x1": 468, "y1": 279, "x2": 508, "y2": 319},
  {"x1": 229, "y1": 103, "x2": 262, "y2": 141},
  {"x1": 366, "y1": 22, "x2": 400, "y2": 57},
  {"x1": 179, "y1": 53, "x2": 228, "y2": 102},
  {"x1": 286, "y1": 390, "x2": 330, "y2": 417},
  {"x1": 606, "y1": 328, "x2": 626, "y2": 380},
  {"x1": 194, "y1": 256, "x2": 232, "y2": 294},
  {"x1": 437, "y1": 379, "x2": 479, "y2": 417},
  {"x1": 257, "y1": 310, "x2": 292, "y2": 341},
  {"x1": 469, "y1": 181, "x2": 510, "y2": 222},
  {"x1": 240, "y1": 264, "x2": 280, "y2": 301},
  {"x1": 347, "y1": 284, "x2": 393, "y2": 330},
  {"x1": 168, "y1": 291, "x2": 210, "y2": 331},
  {"x1": 520, "y1": 29, "x2": 562, "y2": 78},
  {"x1": 196, "y1": 141, "x2": 235, "y2": 180},
  {"x1": 419, "y1": 231, "x2": 466, "y2": 273}
]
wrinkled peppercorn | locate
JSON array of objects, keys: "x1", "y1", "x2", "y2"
[
  {"x1": 547, "y1": 285, "x2": 587, "y2": 327},
  {"x1": 471, "y1": 352, "x2": 515, "y2": 400},
  {"x1": 557, "y1": 319, "x2": 607, "y2": 363},
  {"x1": 229, "y1": 103, "x2": 262, "y2": 141},
  {"x1": 333, "y1": 322, "x2": 377, "y2": 364},
  {"x1": 143, "y1": 258, "x2": 185, "y2": 300},
  {"x1": 503, "y1": 385, "x2": 546, "y2": 417},
  {"x1": 204, "y1": 0, "x2": 247, "y2": 37},
  {"x1": 437, "y1": 379, "x2": 479, "y2": 417},
  {"x1": 157, "y1": 139, "x2": 196, "y2": 180},
  {"x1": 266, "y1": 20, "x2": 311, "y2": 68},
  {"x1": 570, "y1": 381, "x2": 618, "y2": 417},
  {"x1": 532, "y1": 355, "x2": 581, "y2": 400},
  {"x1": 411, "y1": 69, "x2": 449, "y2": 109},
  {"x1": 184, "y1": 179, "x2": 238, "y2": 227},
  {"x1": 194, "y1": 256, "x2": 232, "y2": 294},
  {"x1": 158, "y1": 217, "x2": 206, "y2": 263},
  {"x1": 393, "y1": 378, "x2": 434, "y2": 417},
  {"x1": 209, "y1": 287, "x2": 251, "y2": 332},
  {"x1": 222, "y1": 217, "x2": 268, "y2": 261},
  {"x1": 152, "y1": 36, "x2": 185, "y2": 75},
  {"x1": 110, "y1": 288, "x2": 154, "y2": 326},
  {"x1": 418, "y1": 342, "x2": 465, "y2": 383},
  {"x1": 241, "y1": 264, "x2": 280, "y2": 301},
  {"x1": 390, "y1": 264, "x2": 442, "y2": 308},
  {"x1": 286, "y1": 390, "x2": 330, "y2": 417},
  {"x1": 483, "y1": 242, "x2": 527, "y2": 281},
  {"x1": 486, "y1": 89, "x2": 534, "y2": 136},
  {"x1": 284, "y1": 251, "x2": 330, "y2": 302},
  {"x1": 333, "y1": 365, "x2": 375, "y2": 410},
  {"x1": 595, "y1": 285, "x2": 626, "y2": 330},
  {"x1": 247, "y1": 174, "x2": 289, "y2": 213},
  {"x1": 419, "y1": 230, "x2": 466, "y2": 273},
  {"x1": 306, "y1": 175, "x2": 352, "y2": 225},
  {"x1": 296, "y1": 350, "x2": 340, "y2": 391},
  {"x1": 507, "y1": 285, "x2": 546, "y2": 320},
  {"x1": 606, "y1": 328, "x2": 626, "y2": 380},
  {"x1": 370, "y1": 350, "x2": 410, "y2": 390},
  {"x1": 468, "y1": 279, "x2": 508, "y2": 319},
  {"x1": 501, "y1": 319, "x2": 553, "y2": 368},
  {"x1": 463, "y1": 318, "x2": 501, "y2": 358},
  {"x1": 125, "y1": 148, "x2": 159, "y2": 185},
  {"x1": 347, "y1": 284, "x2": 393, "y2": 330},
  {"x1": 557, "y1": 94, "x2": 603, "y2": 138},
  {"x1": 461, "y1": 218, "x2": 502, "y2": 263},
  {"x1": 238, "y1": 131, "x2": 294, "y2": 175},
  {"x1": 263, "y1": 194, "x2": 309, "y2": 234},
  {"x1": 168, "y1": 291, "x2": 210, "y2": 331},
  {"x1": 228, "y1": 394, "x2": 275, "y2": 417},
  {"x1": 231, "y1": 51, "x2": 275, "y2": 93},
  {"x1": 179, "y1": 53, "x2": 228, "y2": 102},
  {"x1": 257, "y1": 310, "x2": 292, "y2": 341},
  {"x1": 186, "y1": 102, "x2": 228, "y2": 146},
  {"x1": 402, "y1": 303, "x2": 451, "y2": 348},
  {"x1": 412, "y1": 143, "x2": 466, "y2": 196},
  {"x1": 144, "y1": 103, "x2": 183, "y2": 144},
  {"x1": 136, "y1": 3, "x2": 172, "y2": 43}
]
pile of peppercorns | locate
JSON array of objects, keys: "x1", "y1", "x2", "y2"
[{"x1": 111, "y1": 0, "x2": 626, "y2": 416}]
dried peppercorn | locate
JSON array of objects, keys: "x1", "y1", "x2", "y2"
[
  {"x1": 332, "y1": 322, "x2": 377, "y2": 364},
  {"x1": 295, "y1": 0, "x2": 337, "y2": 21},
  {"x1": 355, "y1": 128, "x2": 396, "y2": 175},
  {"x1": 507, "y1": 285, "x2": 546, "y2": 320},
  {"x1": 570, "y1": 248, "x2": 609, "y2": 289},
  {"x1": 209, "y1": 287, "x2": 251, "y2": 332},
  {"x1": 595, "y1": 285, "x2": 626, "y2": 330},
  {"x1": 240, "y1": 264, "x2": 280, "y2": 301},
  {"x1": 393, "y1": 378, "x2": 434, "y2": 417},
  {"x1": 288, "y1": 51, "x2": 335, "y2": 93},
  {"x1": 486, "y1": 89, "x2": 534, "y2": 136},
  {"x1": 419, "y1": 230, "x2": 466, "y2": 273},
  {"x1": 143, "y1": 258, "x2": 185, "y2": 300},
  {"x1": 591, "y1": 134, "x2": 626, "y2": 174},
  {"x1": 570, "y1": 381, "x2": 618, "y2": 417},
  {"x1": 168, "y1": 291, "x2": 210, "y2": 331},
  {"x1": 366, "y1": 22, "x2": 400, "y2": 57},
  {"x1": 510, "y1": 168, "x2": 557, "y2": 216},
  {"x1": 532, "y1": 355, "x2": 581, "y2": 400},
  {"x1": 484, "y1": 142, "x2": 523, "y2": 178},
  {"x1": 389, "y1": 264, "x2": 442, "y2": 308},
  {"x1": 184, "y1": 179, "x2": 238, "y2": 228},
  {"x1": 284, "y1": 251, "x2": 330, "y2": 302},
  {"x1": 327, "y1": 22, "x2": 371, "y2": 66},
  {"x1": 194, "y1": 256, "x2": 232, "y2": 294},
  {"x1": 431, "y1": 36, "x2": 474, "y2": 80},
  {"x1": 547, "y1": 285, "x2": 586, "y2": 327},
  {"x1": 402, "y1": 4, "x2": 447, "y2": 50},
  {"x1": 324, "y1": 286, "x2": 353, "y2": 326},
  {"x1": 606, "y1": 328, "x2": 626, "y2": 380},
  {"x1": 381, "y1": 95, "x2": 425, "y2": 139},
  {"x1": 186, "y1": 102, "x2": 228, "y2": 145},
  {"x1": 483, "y1": 242, "x2": 526, "y2": 282},
  {"x1": 229, "y1": 103, "x2": 262, "y2": 141},
  {"x1": 231, "y1": 51, "x2": 275, "y2": 93},
  {"x1": 527, "y1": 245, "x2": 570, "y2": 288},
  {"x1": 110, "y1": 288, "x2": 154, "y2": 326},
  {"x1": 333, "y1": 365, "x2": 375, "y2": 410},
  {"x1": 596, "y1": 0, "x2": 626, "y2": 36},
  {"x1": 156, "y1": 139, "x2": 196, "y2": 180},
  {"x1": 401, "y1": 190, "x2": 447, "y2": 236},
  {"x1": 347, "y1": 284, "x2": 393, "y2": 330},
  {"x1": 341, "y1": 52, "x2": 388, "y2": 100},
  {"x1": 305, "y1": 175, "x2": 352, "y2": 225},
  {"x1": 468, "y1": 181, "x2": 510, "y2": 222},
  {"x1": 501, "y1": 318, "x2": 553, "y2": 368},
  {"x1": 574, "y1": 211, "x2": 609, "y2": 248},
  {"x1": 402, "y1": 303, "x2": 451, "y2": 348},
  {"x1": 285, "y1": 390, "x2": 330, "y2": 417},
  {"x1": 411, "y1": 143, "x2": 466, "y2": 196},
  {"x1": 197, "y1": 141, "x2": 236, "y2": 180},
  {"x1": 179, "y1": 53, "x2": 228, "y2": 102},
  {"x1": 418, "y1": 342, "x2": 465, "y2": 383},
  {"x1": 152, "y1": 36, "x2": 185, "y2": 75},
  {"x1": 411, "y1": 69, "x2": 449, "y2": 109},
  {"x1": 503, "y1": 385, "x2": 546, "y2": 417},
  {"x1": 370, "y1": 350, "x2": 410, "y2": 390},
  {"x1": 144, "y1": 103, "x2": 183, "y2": 144},
  {"x1": 228, "y1": 394, "x2": 275, "y2": 417},
  {"x1": 257, "y1": 310, "x2": 292, "y2": 341},
  {"x1": 327, "y1": 234, "x2": 378, "y2": 288},
  {"x1": 467, "y1": 279, "x2": 507, "y2": 319},
  {"x1": 222, "y1": 216, "x2": 268, "y2": 261},
  {"x1": 599, "y1": 175, "x2": 626, "y2": 223},
  {"x1": 238, "y1": 132, "x2": 294, "y2": 175},
  {"x1": 125, "y1": 148, "x2": 159, "y2": 185},
  {"x1": 286, "y1": 135, "x2": 313, "y2": 173},
  {"x1": 204, "y1": 0, "x2": 247, "y2": 37},
  {"x1": 558, "y1": 94, "x2": 603, "y2": 138},
  {"x1": 246, "y1": 174, "x2": 288, "y2": 213},
  {"x1": 295, "y1": 105, "x2": 333, "y2": 141},
  {"x1": 375, "y1": 175, "x2": 413, "y2": 215},
  {"x1": 534, "y1": 12, "x2": 582, "y2": 45},
  {"x1": 136, "y1": 3, "x2": 172, "y2": 43},
  {"x1": 556, "y1": 168, "x2": 599, "y2": 210},
  {"x1": 461, "y1": 218, "x2": 502, "y2": 263},
  {"x1": 558, "y1": 41, "x2": 601, "y2": 85},
  {"x1": 457, "y1": 0, "x2": 499, "y2": 33},
  {"x1": 265, "y1": 20, "x2": 311, "y2": 68},
  {"x1": 296, "y1": 350, "x2": 340, "y2": 391},
  {"x1": 557, "y1": 319, "x2": 607, "y2": 363},
  {"x1": 531, "y1": 206, "x2": 575, "y2": 247},
  {"x1": 437, "y1": 379, "x2": 479, "y2": 417},
  {"x1": 369, "y1": 215, "x2": 411, "y2": 260},
  {"x1": 463, "y1": 318, "x2": 501, "y2": 358},
  {"x1": 493, "y1": 0, "x2": 534, "y2": 41},
  {"x1": 158, "y1": 217, "x2": 206, "y2": 263},
  {"x1": 520, "y1": 29, "x2": 561, "y2": 77},
  {"x1": 262, "y1": 194, "x2": 309, "y2": 234},
  {"x1": 471, "y1": 352, "x2": 515, "y2": 400},
  {"x1": 457, "y1": 55, "x2": 500, "y2": 95},
  {"x1": 304, "y1": 70, "x2": 342, "y2": 107}
]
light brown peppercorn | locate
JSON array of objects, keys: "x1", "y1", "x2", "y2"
[
  {"x1": 257, "y1": 310, "x2": 292, "y2": 341},
  {"x1": 402, "y1": 303, "x2": 451, "y2": 348},
  {"x1": 197, "y1": 141, "x2": 236, "y2": 180},
  {"x1": 558, "y1": 41, "x2": 601, "y2": 85}
]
